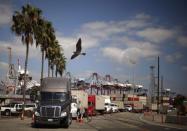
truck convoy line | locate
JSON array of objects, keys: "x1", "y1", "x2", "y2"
[{"x1": 0, "y1": 77, "x2": 151, "y2": 128}]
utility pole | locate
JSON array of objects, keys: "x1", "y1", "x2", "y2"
[
  {"x1": 157, "y1": 56, "x2": 160, "y2": 114},
  {"x1": 150, "y1": 65, "x2": 155, "y2": 105},
  {"x1": 161, "y1": 76, "x2": 164, "y2": 112}
]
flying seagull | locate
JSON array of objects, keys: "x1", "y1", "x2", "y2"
[{"x1": 71, "y1": 38, "x2": 86, "y2": 60}]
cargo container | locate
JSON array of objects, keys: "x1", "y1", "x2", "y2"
[
  {"x1": 110, "y1": 94, "x2": 124, "y2": 101},
  {"x1": 133, "y1": 101, "x2": 143, "y2": 113},
  {"x1": 151, "y1": 103, "x2": 158, "y2": 111}
]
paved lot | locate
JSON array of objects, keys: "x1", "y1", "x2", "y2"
[{"x1": 0, "y1": 112, "x2": 185, "y2": 131}]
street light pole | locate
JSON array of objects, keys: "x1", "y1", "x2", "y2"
[
  {"x1": 130, "y1": 60, "x2": 136, "y2": 110},
  {"x1": 157, "y1": 56, "x2": 160, "y2": 114}
]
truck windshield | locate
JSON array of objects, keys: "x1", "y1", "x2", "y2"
[{"x1": 41, "y1": 92, "x2": 68, "y2": 104}]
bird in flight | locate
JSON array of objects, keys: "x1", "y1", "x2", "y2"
[{"x1": 71, "y1": 38, "x2": 86, "y2": 60}]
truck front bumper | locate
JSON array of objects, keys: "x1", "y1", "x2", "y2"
[{"x1": 35, "y1": 116, "x2": 65, "y2": 125}]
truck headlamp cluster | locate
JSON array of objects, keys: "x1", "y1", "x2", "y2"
[
  {"x1": 60, "y1": 112, "x2": 67, "y2": 117},
  {"x1": 34, "y1": 111, "x2": 40, "y2": 116}
]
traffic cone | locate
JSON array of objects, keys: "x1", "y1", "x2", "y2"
[
  {"x1": 80, "y1": 119, "x2": 83, "y2": 123},
  {"x1": 32, "y1": 114, "x2": 35, "y2": 122},
  {"x1": 21, "y1": 112, "x2": 24, "y2": 120}
]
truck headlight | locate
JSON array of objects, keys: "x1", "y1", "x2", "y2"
[
  {"x1": 61, "y1": 112, "x2": 67, "y2": 117},
  {"x1": 34, "y1": 111, "x2": 40, "y2": 116}
]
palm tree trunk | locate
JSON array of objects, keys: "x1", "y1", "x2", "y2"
[
  {"x1": 55, "y1": 66, "x2": 57, "y2": 77},
  {"x1": 48, "y1": 60, "x2": 50, "y2": 77},
  {"x1": 41, "y1": 50, "x2": 44, "y2": 82},
  {"x1": 52, "y1": 65, "x2": 54, "y2": 77},
  {"x1": 23, "y1": 43, "x2": 29, "y2": 118}
]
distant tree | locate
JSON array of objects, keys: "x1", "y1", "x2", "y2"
[
  {"x1": 30, "y1": 86, "x2": 40, "y2": 102},
  {"x1": 173, "y1": 94, "x2": 186, "y2": 115}
]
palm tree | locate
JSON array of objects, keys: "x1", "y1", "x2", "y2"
[
  {"x1": 35, "y1": 19, "x2": 55, "y2": 80},
  {"x1": 46, "y1": 40, "x2": 58, "y2": 77},
  {"x1": 11, "y1": 4, "x2": 42, "y2": 118},
  {"x1": 57, "y1": 52, "x2": 66, "y2": 77}
]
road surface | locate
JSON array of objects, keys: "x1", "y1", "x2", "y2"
[{"x1": 0, "y1": 112, "x2": 185, "y2": 131}]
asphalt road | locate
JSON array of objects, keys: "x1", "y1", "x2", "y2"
[{"x1": 0, "y1": 112, "x2": 185, "y2": 131}]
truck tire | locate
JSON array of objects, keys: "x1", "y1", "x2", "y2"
[
  {"x1": 32, "y1": 121, "x2": 39, "y2": 128},
  {"x1": 5, "y1": 110, "x2": 11, "y2": 116},
  {"x1": 63, "y1": 113, "x2": 72, "y2": 128}
]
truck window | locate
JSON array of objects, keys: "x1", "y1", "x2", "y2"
[
  {"x1": 88, "y1": 102, "x2": 93, "y2": 106},
  {"x1": 10, "y1": 104, "x2": 15, "y2": 108},
  {"x1": 26, "y1": 104, "x2": 35, "y2": 108},
  {"x1": 41, "y1": 92, "x2": 68, "y2": 104},
  {"x1": 105, "y1": 103, "x2": 109, "y2": 106},
  {"x1": 53, "y1": 92, "x2": 67, "y2": 102}
]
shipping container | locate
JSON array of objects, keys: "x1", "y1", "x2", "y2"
[{"x1": 95, "y1": 95, "x2": 105, "y2": 110}]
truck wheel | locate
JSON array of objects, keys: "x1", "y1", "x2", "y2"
[
  {"x1": 32, "y1": 121, "x2": 39, "y2": 128},
  {"x1": 63, "y1": 114, "x2": 72, "y2": 128},
  {"x1": 5, "y1": 110, "x2": 11, "y2": 116}
]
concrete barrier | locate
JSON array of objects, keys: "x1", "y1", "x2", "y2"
[{"x1": 165, "y1": 115, "x2": 187, "y2": 125}]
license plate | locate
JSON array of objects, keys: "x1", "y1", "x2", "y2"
[{"x1": 48, "y1": 119, "x2": 53, "y2": 122}]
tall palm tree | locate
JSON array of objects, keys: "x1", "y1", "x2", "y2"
[
  {"x1": 35, "y1": 19, "x2": 55, "y2": 80},
  {"x1": 11, "y1": 4, "x2": 42, "y2": 118},
  {"x1": 48, "y1": 40, "x2": 61, "y2": 77},
  {"x1": 58, "y1": 54, "x2": 66, "y2": 77}
]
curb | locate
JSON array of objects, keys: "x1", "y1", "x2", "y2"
[{"x1": 139, "y1": 114, "x2": 187, "y2": 130}]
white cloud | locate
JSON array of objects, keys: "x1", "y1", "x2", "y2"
[
  {"x1": 58, "y1": 14, "x2": 152, "y2": 60},
  {"x1": 165, "y1": 52, "x2": 183, "y2": 63},
  {"x1": 177, "y1": 36, "x2": 187, "y2": 47},
  {"x1": 137, "y1": 27, "x2": 175, "y2": 43},
  {"x1": 102, "y1": 37, "x2": 160, "y2": 65},
  {"x1": 56, "y1": 13, "x2": 164, "y2": 66},
  {"x1": 0, "y1": 37, "x2": 41, "y2": 59},
  {"x1": 0, "y1": 61, "x2": 8, "y2": 70},
  {"x1": 81, "y1": 17, "x2": 149, "y2": 39},
  {"x1": 102, "y1": 45, "x2": 160, "y2": 66},
  {"x1": 0, "y1": 2, "x2": 13, "y2": 27}
]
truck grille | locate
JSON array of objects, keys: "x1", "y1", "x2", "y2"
[{"x1": 40, "y1": 106, "x2": 61, "y2": 117}]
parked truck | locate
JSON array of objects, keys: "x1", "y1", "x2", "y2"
[
  {"x1": 102, "y1": 95, "x2": 112, "y2": 113},
  {"x1": 88, "y1": 95, "x2": 105, "y2": 115},
  {"x1": 33, "y1": 77, "x2": 72, "y2": 128},
  {"x1": 133, "y1": 101, "x2": 143, "y2": 113}
]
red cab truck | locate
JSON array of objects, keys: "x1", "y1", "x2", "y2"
[{"x1": 88, "y1": 95, "x2": 105, "y2": 116}]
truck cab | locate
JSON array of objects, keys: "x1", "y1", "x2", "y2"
[
  {"x1": 88, "y1": 95, "x2": 96, "y2": 116},
  {"x1": 33, "y1": 77, "x2": 72, "y2": 128}
]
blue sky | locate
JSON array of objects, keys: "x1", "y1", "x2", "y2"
[{"x1": 0, "y1": 0, "x2": 187, "y2": 95}]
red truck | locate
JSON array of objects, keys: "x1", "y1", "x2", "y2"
[{"x1": 88, "y1": 95, "x2": 105, "y2": 116}]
